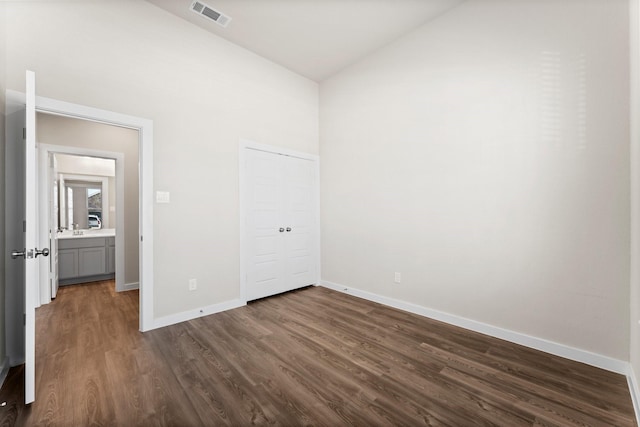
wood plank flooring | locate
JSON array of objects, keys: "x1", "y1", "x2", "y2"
[{"x1": 0, "y1": 280, "x2": 635, "y2": 426}]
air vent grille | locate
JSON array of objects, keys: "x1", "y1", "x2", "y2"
[{"x1": 190, "y1": 1, "x2": 231, "y2": 28}]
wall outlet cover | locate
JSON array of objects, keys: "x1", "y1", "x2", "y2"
[{"x1": 156, "y1": 191, "x2": 170, "y2": 204}]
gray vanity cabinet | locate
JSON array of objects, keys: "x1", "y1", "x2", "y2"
[
  {"x1": 58, "y1": 236, "x2": 115, "y2": 285},
  {"x1": 107, "y1": 237, "x2": 116, "y2": 274},
  {"x1": 58, "y1": 249, "x2": 79, "y2": 279}
]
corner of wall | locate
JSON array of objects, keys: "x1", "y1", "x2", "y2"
[{"x1": 630, "y1": 0, "x2": 640, "y2": 423}]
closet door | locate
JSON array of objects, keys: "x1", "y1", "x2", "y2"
[
  {"x1": 244, "y1": 147, "x2": 317, "y2": 301},
  {"x1": 282, "y1": 155, "x2": 317, "y2": 290},
  {"x1": 245, "y1": 149, "x2": 286, "y2": 301}
]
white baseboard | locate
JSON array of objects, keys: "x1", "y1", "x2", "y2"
[
  {"x1": 0, "y1": 356, "x2": 10, "y2": 390},
  {"x1": 628, "y1": 365, "x2": 640, "y2": 427},
  {"x1": 122, "y1": 282, "x2": 139, "y2": 291},
  {"x1": 320, "y1": 280, "x2": 628, "y2": 375},
  {"x1": 152, "y1": 298, "x2": 246, "y2": 330}
]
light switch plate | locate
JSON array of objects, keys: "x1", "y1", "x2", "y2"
[{"x1": 156, "y1": 191, "x2": 170, "y2": 204}]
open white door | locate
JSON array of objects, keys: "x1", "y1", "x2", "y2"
[
  {"x1": 8, "y1": 70, "x2": 41, "y2": 405},
  {"x1": 24, "y1": 70, "x2": 40, "y2": 404}
]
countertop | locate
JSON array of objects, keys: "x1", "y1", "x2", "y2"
[{"x1": 57, "y1": 228, "x2": 116, "y2": 240}]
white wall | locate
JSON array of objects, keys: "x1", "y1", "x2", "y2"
[
  {"x1": 56, "y1": 154, "x2": 116, "y2": 178},
  {"x1": 320, "y1": 0, "x2": 630, "y2": 360},
  {"x1": 4, "y1": 1, "x2": 319, "y2": 318},
  {"x1": 630, "y1": 0, "x2": 640, "y2": 404}
]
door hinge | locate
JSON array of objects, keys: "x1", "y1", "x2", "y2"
[
  {"x1": 22, "y1": 128, "x2": 26, "y2": 140},
  {"x1": 23, "y1": 314, "x2": 26, "y2": 326},
  {"x1": 140, "y1": 235, "x2": 143, "y2": 242},
  {"x1": 23, "y1": 220, "x2": 26, "y2": 232}
]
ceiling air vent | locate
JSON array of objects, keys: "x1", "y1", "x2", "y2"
[{"x1": 190, "y1": 1, "x2": 231, "y2": 28}]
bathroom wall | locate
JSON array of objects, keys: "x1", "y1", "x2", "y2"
[{"x1": 37, "y1": 114, "x2": 139, "y2": 287}]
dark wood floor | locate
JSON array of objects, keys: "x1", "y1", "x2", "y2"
[{"x1": 0, "y1": 280, "x2": 635, "y2": 426}]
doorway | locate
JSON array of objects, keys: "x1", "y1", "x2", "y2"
[
  {"x1": 32, "y1": 93, "x2": 155, "y2": 333},
  {"x1": 37, "y1": 113, "x2": 138, "y2": 301}
]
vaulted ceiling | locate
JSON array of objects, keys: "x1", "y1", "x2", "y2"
[{"x1": 146, "y1": 0, "x2": 465, "y2": 82}]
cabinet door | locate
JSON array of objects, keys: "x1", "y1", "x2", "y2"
[
  {"x1": 58, "y1": 249, "x2": 79, "y2": 279},
  {"x1": 78, "y1": 247, "x2": 106, "y2": 277}
]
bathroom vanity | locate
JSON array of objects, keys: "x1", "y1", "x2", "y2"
[{"x1": 57, "y1": 229, "x2": 116, "y2": 286}]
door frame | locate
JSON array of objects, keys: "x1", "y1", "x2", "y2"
[
  {"x1": 7, "y1": 89, "x2": 155, "y2": 332},
  {"x1": 238, "y1": 139, "x2": 321, "y2": 303},
  {"x1": 38, "y1": 145, "x2": 126, "y2": 303}
]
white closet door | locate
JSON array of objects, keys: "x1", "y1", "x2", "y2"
[
  {"x1": 246, "y1": 149, "x2": 286, "y2": 301},
  {"x1": 244, "y1": 148, "x2": 317, "y2": 301},
  {"x1": 283, "y1": 155, "x2": 316, "y2": 289}
]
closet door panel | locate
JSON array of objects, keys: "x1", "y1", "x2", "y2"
[
  {"x1": 246, "y1": 149, "x2": 286, "y2": 300},
  {"x1": 283, "y1": 155, "x2": 317, "y2": 288}
]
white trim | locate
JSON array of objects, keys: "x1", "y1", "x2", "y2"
[
  {"x1": 314, "y1": 157, "x2": 321, "y2": 288},
  {"x1": 628, "y1": 365, "x2": 640, "y2": 427},
  {"x1": 238, "y1": 139, "x2": 320, "y2": 303},
  {"x1": 123, "y1": 282, "x2": 139, "y2": 291},
  {"x1": 630, "y1": 0, "x2": 640, "y2": 425},
  {"x1": 320, "y1": 280, "x2": 629, "y2": 375},
  {"x1": 8, "y1": 89, "x2": 155, "y2": 332},
  {"x1": 153, "y1": 299, "x2": 246, "y2": 330},
  {"x1": 239, "y1": 139, "x2": 319, "y2": 161}
]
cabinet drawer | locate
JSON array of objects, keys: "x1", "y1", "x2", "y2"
[{"x1": 58, "y1": 237, "x2": 106, "y2": 250}]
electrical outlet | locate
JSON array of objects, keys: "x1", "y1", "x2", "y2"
[
  {"x1": 394, "y1": 272, "x2": 401, "y2": 283},
  {"x1": 188, "y1": 279, "x2": 197, "y2": 291},
  {"x1": 156, "y1": 191, "x2": 170, "y2": 204}
]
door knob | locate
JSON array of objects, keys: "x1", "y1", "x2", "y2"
[
  {"x1": 11, "y1": 249, "x2": 26, "y2": 259},
  {"x1": 279, "y1": 228, "x2": 285, "y2": 232},
  {"x1": 286, "y1": 227, "x2": 292, "y2": 232},
  {"x1": 35, "y1": 248, "x2": 50, "y2": 258}
]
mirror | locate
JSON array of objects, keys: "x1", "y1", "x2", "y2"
[
  {"x1": 63, "y1": 181, "x2": 103, "y2": 229},
  {"x1": 55, "y1": 154, "x2": 115, "y2": 231}
]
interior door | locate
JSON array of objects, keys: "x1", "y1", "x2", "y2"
[
  {"x1": 24, "y1": 70, "x2": 39, "y2": 404},
  {"x1": 5, "y1": 71, "x2": 45, "y2": 405}
]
